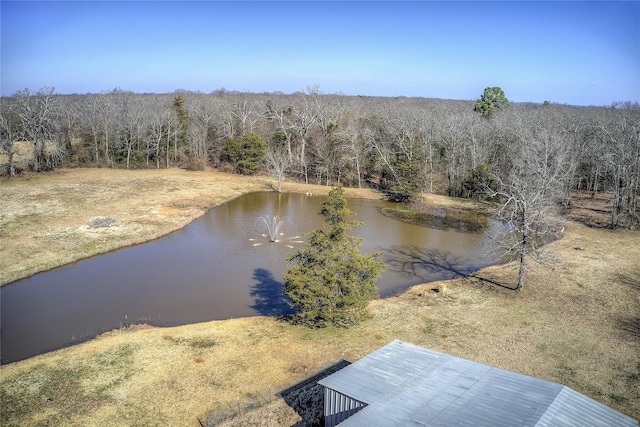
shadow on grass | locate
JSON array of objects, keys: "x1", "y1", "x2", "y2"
[
  {"x1": 614, "y1": 268, "x2": 640, "y2": 341},
  {"x1": 615, "y1": 269, "x2": 640, "y2": 342},
  {"x1": 464, "y1": 272, "x2": 517, "y2": 291},
  {"x1": 616, "y1": 272, "x2": 640, "y2": 291},
  {"x1": 279, "y1": 360, "x2": 352, "y2": 427},
  {"x1": 250, "y1": 268, "x2": 294, "y2": 316},
  {"x1": 617, "y1": 316, "x2": 640, "y2": 342}
]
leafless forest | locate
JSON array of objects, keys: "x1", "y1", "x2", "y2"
[{"x1": 1, "y1": 87, "x2": 638, "y2": 229}]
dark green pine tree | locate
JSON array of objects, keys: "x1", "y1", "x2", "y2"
[
  {"x1": 284, "y1": 187, "x2": 386, "y2": 327},
  {"x1": 237, "y1": 132, "x2": 266, "y2": 175},
  {"x1": 172, "y1": 94, "x2": 190, "y2": 153},
  {"x1": 474, "y1": 86, "x2": 509, "y2": 117},
  {"x1": 221, "y1": 132, "x2": 266, "y2": 175}
]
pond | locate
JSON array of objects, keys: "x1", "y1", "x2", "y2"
[{"x1": 1, "y1": 192, "x2": 498, "y2": 364}]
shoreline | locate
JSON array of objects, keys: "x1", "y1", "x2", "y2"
[
  {"x1": 2, "y1": 168, "x2": 637, "y2": 425},
  {"x1": 2, "y1": 178, "x2": 486, "y2": 365},
  {"x1": 0, "y1": 168, "x2": 381, "y2": 286}
]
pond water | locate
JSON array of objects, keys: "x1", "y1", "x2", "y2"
[{"x1": 1, "y1": 192, "x2": 498, "y2": 364}]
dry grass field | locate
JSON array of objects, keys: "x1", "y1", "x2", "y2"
[
  {"x1": 0, "y1": 168, "x2": 379, "y2": 286},
  {"x1": 0, "y1": 168, "x2": 265, "y2": 286},
  {"x1": 0, "y1": 168, "x2": 638, "y2": 426}
]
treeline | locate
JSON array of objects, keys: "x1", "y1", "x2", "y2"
[{"x1": 1, "y1": 86, "x2": 638, "y2": 227}]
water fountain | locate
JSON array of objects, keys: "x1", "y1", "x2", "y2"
[
  {"x1": 257, "y1": 215, "x2": 288, "y2": 242},
  {"x1": 249, "y1": 215, "x2": 304, "y2": 248}
]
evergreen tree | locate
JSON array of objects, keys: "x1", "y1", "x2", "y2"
[
  {"x1": 284, "y1": 187, "x2": 386, "y2": 327},
  {"x1": 172, "y1": 94, "x2": 190, "y2": 158},
  {"x1": 221, "y1": 132, "x2": 266, "y2": 175},
  {"x1": 390, "y1": 137, "x2": 423, "y2": 202},
  {"x1": 474, "y1": 87, "x2": 509, "y2": 117}
]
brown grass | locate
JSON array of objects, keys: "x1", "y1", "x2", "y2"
[
  {"x1": 566, "y1": 190, "x2": 616, "y2": 228},
  {"x1": 0, "y1": 168, "x2": 380, "y2": 286},
  {"x1": 1, "y1": 169, "x2": 638, "y2": 425}
]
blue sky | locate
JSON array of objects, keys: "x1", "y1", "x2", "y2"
[{"x1": 1, "y1": 1, "x2": 638, "y2": 105}]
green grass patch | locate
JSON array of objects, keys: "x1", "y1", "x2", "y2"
[
  {"x1": 93, "y1": 342, "x2": 138, "y2": 368},
  {"x1": 164, "y1": 335, "x2": 218, "y2": 349},
  {"x1": 381, "y1": 206, "x2": 489, "y2": 232},
  {"x1": 382, "y1": 207, "x2": 429, "y2": 224},
  {"x1": 1, "y1": 364, "x2": 99, "y2": 426},
  {"x1": 0, "y1": 344, "x2": 138, "y2": 426},
  {"x1": 554, "y1": 364, "x2": 577, "y2": 386},
  {"x1": 608, "y1": 394, "x2": 629, "y2": 405},
  {"x1": 422, "y1": 322, "x2": 435, "y2": 335},
  {"x1": 186, "y1": 338, "x2": 218, "y2": 349}
]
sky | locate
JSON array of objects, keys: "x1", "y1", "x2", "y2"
[{"x1": 1, "y1": 1, "x2": 638, "y2": 106}]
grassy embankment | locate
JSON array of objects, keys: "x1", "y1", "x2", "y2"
[{"x1": 0, "y1": 169, "x2": 638, "y2": 426}]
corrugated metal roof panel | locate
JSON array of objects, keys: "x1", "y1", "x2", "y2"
[
  {"x1": 318, "y1": 340, "x2": 442, "y2": 403},
  {"x1": 539, "y1": 387, "x2": 637, "y2": 427},
  {"x1": 322, "y1": 340, "x2": 637, "y2": 427}
]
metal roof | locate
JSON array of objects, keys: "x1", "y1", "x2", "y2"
[{"x1": 319, "y1": 340, "x2": 637, "y2": 427}]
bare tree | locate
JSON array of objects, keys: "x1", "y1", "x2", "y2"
[
  {"x1": 289, "y1": 88, "x2": 321, "y2": 183},
  {"x1": 12, "y1": 87, "x2": 60, "y2": 172},
  {"x1": 596, "y1": 104, "x2": 640, "y2": 227},
  {"x1": 61, "y1": 95, "x2": 85, "y2": 146},
  {"x1": 310, "y1": 92, "x2": 348, "y2": 185},
  {"x1": 0, "y1": 100, "x2": 20, "y2": 176},
  {"x1": 145, "y1": 108, "x2": 166, "y2": 168},
  {"x1": 83, "y1": 94, "x2": 107, "y2": 164},
  {"x1": 490, "y1": 114, "x2": 573, "y2": 291},
  {"x1": 188, "y1": 96, "x2": 221, "y2": 167},
  {"x1": 123, "y1": 99, "x2": 145, "y2": 168},
  {"x1": 336, "y1": 123, "x2": 365, "y2": 188},
  {"x1": 363, "y1": 103, "x2": 427, "y2": 200},
  {"x1": 230, "y1": 95, "x2": 260, "y2": 136},
  {"x1": 417, "y1": 111, "x2": 440, "y2": 194},
  {"x1": 264, "y1": 98, "x2": 296, "y2": 163},
  {"x1": 435, "y1": 104, "x2": 473, "y2": 197},
  {"x1": 264, "y1": 140, "x2": 291, "y2": 192}
]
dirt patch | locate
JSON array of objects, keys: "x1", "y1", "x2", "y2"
[{"x1": 158, "y1": 206, "x2": 182, "y2": 216}]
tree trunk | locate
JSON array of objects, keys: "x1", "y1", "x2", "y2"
[
  {"x1": 126, "y1": 138, "x2": 132, "y2": 169},
  {"x1": 166, "y1": 124, "x2": 170, "y2": 168},
  {"x1": 517, "y1": 249, "x2": 526, "y2": 292},
  {"x1": 92, "y1": 128, "x2": 99, "y2": 164},
  {"x1": 7, "y1": 149, "x2": 15, "y2": 176},
  {"x1": 516, "y1": 209, "x2": 527, "y2": 292},
  {"x1": 104, "y1": 123, "x2": 110, "y2": 166},
  {"x1": 32, "y1": 140, "x2": 39, "y2": 172}
]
